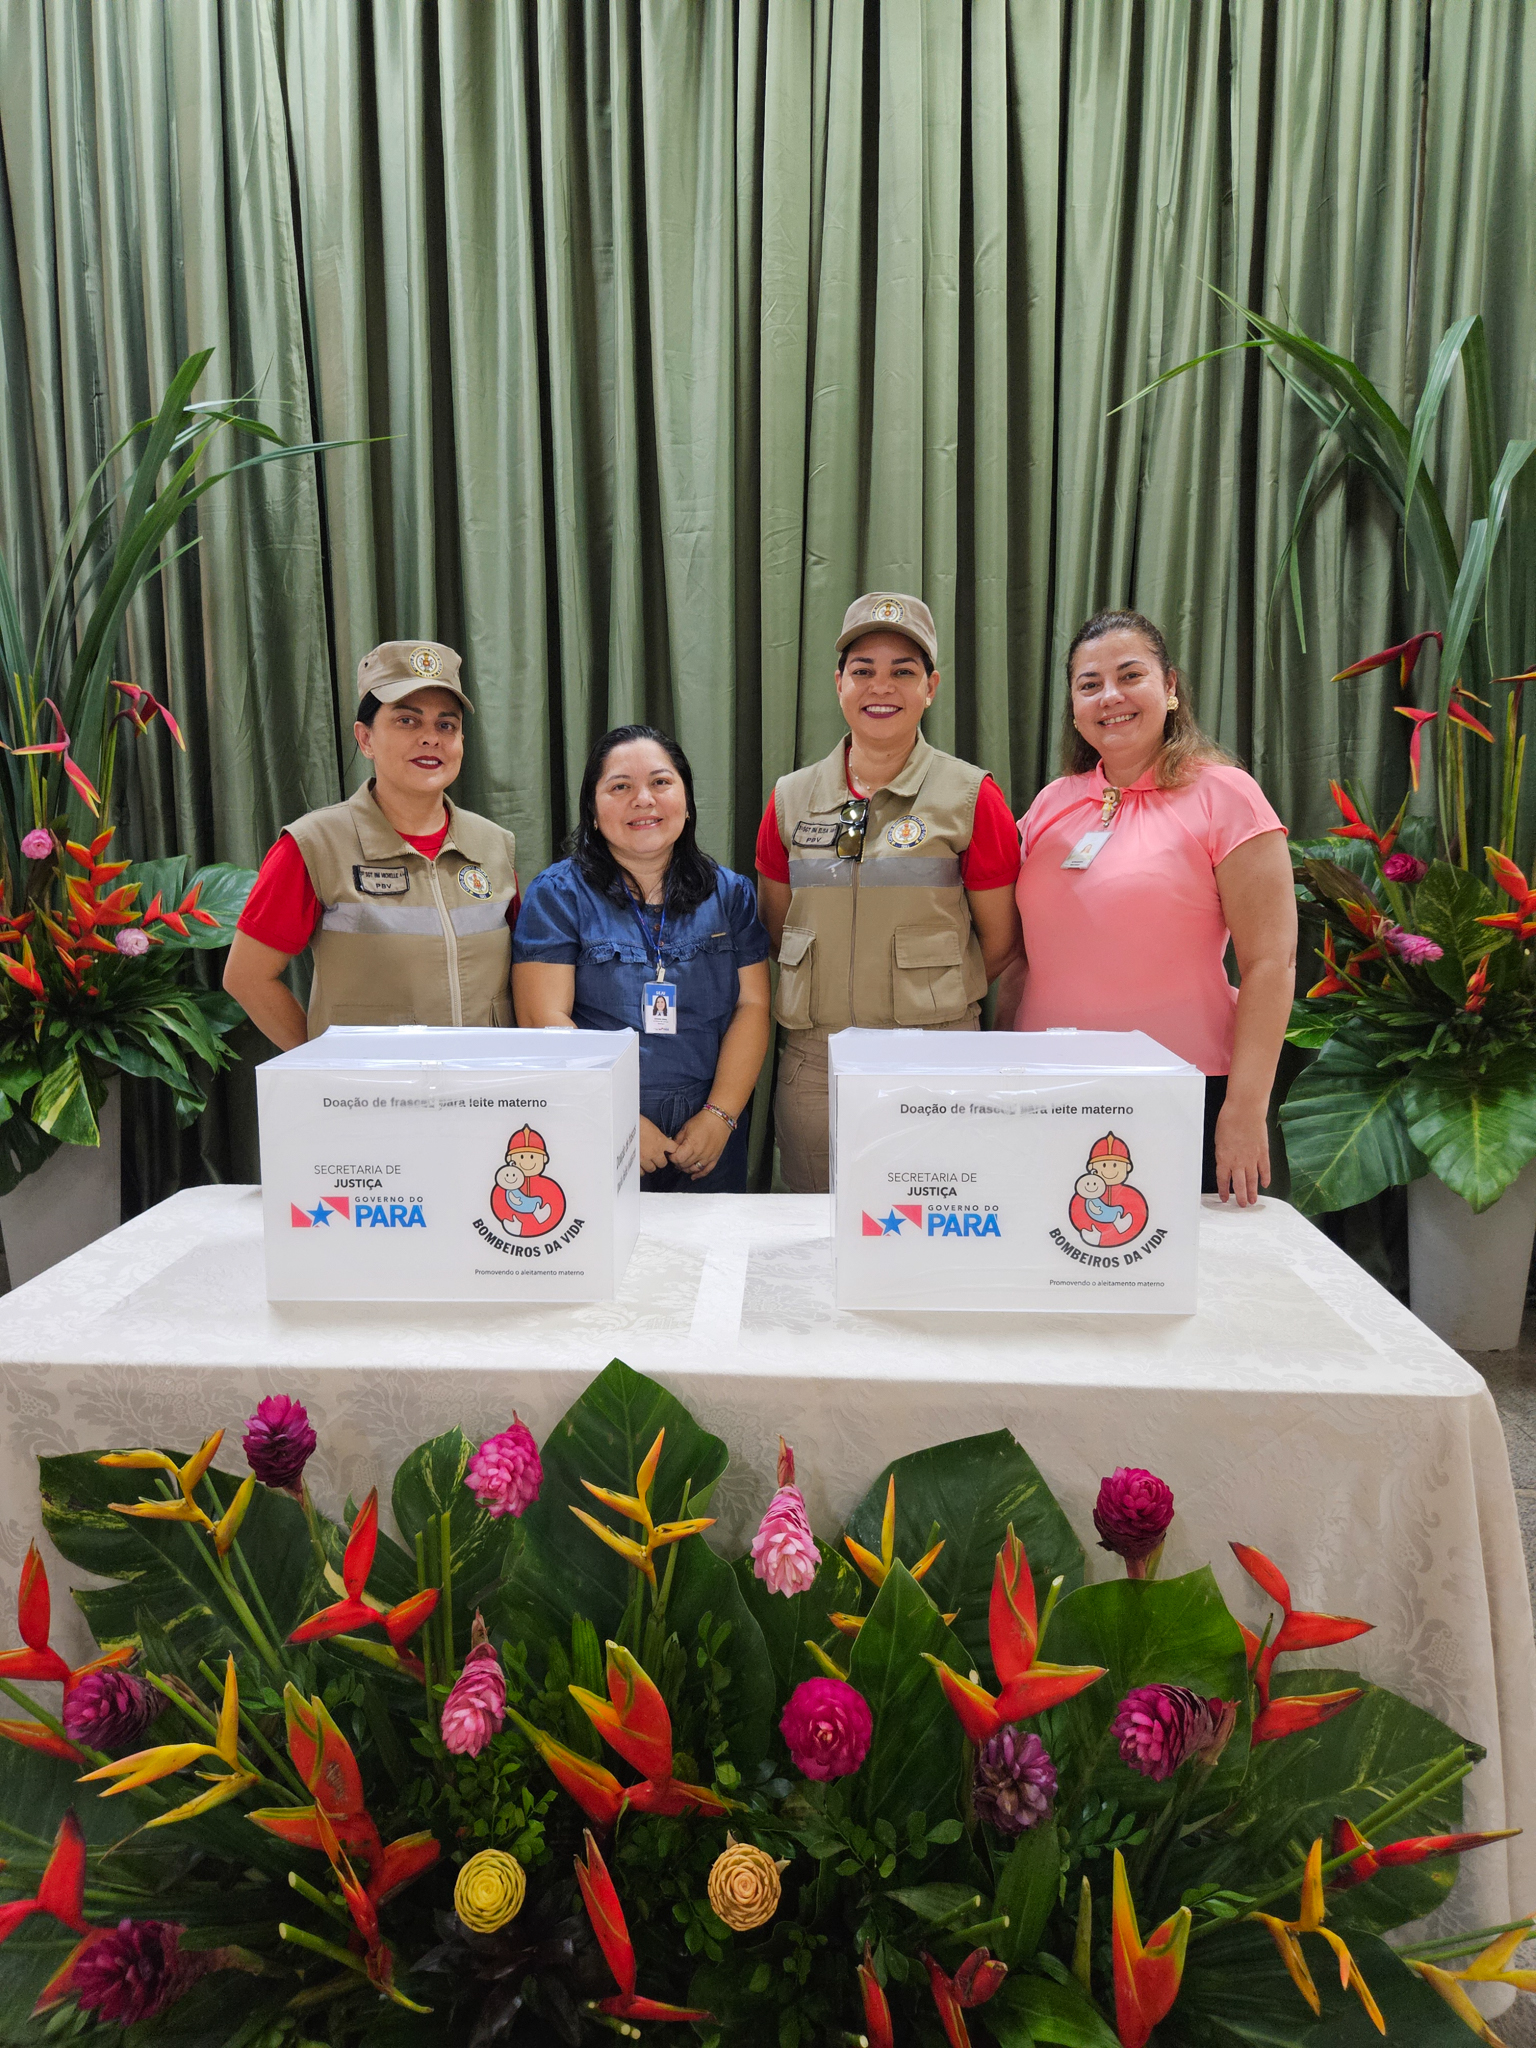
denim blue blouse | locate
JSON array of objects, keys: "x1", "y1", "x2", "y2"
[{"x1": 512, "y1": 859, "x2": 768, "y2": 1111}]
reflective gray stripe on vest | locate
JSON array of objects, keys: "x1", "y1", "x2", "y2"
[
  {"x1": 788, "y1": 855, "x2": 962, "y2": 890},
  {"x1": 319, "y1": 901, "x2": 510, "y2": 937}
]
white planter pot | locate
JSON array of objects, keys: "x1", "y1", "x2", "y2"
[
  {"x1": 1407, "y1": 1160, "x2": 1536, "y2": 1351},
  {"x1": 0, "y1": 1083, "x2": 122, "y2": 1288}
]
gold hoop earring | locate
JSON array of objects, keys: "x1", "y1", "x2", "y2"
[{"x1": 1166, "y1": 696, "x2": 1179, "y2": 711}]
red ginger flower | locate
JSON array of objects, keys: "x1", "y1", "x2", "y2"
[
  {"x1": 0, "y1": 1542, "x2": 134, "y2": 1760},
  {"x1": 922, "y1": 1948, "x2": 1008, "y2": 2048},
  {"x1": 1112, "y1": 1848, "x2": 1191, "y2": 2048},
  {"x1": 1327, "y1": 1814, "x2": 1517, "y2": 1891},
  {"x1": 858, "y1": 1946, "x2": 894, "y2": 2048},
  {"x1": 923, "y1": 1524, "x2": 1105, "y2": 1743},
  {"x1": 287, "y1": 1488, "x2": 438, "y2": 1669},
  {"x1": 574, "y1": 1828, "x2": 713, "y2": 2024},
  {"x1": 752, "y1": 1437, "x2": 821, "y2": 1595},
  {"x1": 1231, "y1": 1542, "x2": 1368, "y2": 1742}
]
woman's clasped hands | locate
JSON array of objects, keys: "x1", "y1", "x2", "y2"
[{"x1": 639, "y1": 1109, "x2": 732, "y2": 1181}]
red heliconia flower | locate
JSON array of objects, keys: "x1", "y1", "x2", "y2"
[
  {"x1": 1394, "y1": 705, "x2": 1438, "y2": 791},
  {"x1": 921, "y1": 1948, "x2": 1008, "y2": 2048},
  {"x1": 0, "y1": 1543, "x2": 135, "y2": 1759},
  {"x1": 1112, "y1": 1851, "x2": 1191, "y2": 2048},
  {"x1": 1478, "y1": 850, "x2": 1536, "y2": 941},
  {"x1": 923, "y1": 1525, "x2": 1105, "y2": 1743},
  {"x1": 1447, "y1": 693, "x2": 1497, "y2": 744},
  {"x1": 0, "y1": 1810, "x2": 91, "y2": 1950},
  {"x1": 1231, "y1": 1543, "x2": 1367, "y2": 1742},
  {"x1": 1307, "y1": 927, "x2": 1354, "y2": 1001},
  {"x1": 1327, "y1": 1814, "x2": 1518, "y2": 1891},
  {"x1": 858, "y1": 1946, "x2": 894, "y2": 2048},
  {"x1": 287, "y1": 1489, "x2": 438, "y2": 1669},
  {"x1": 1332, "y1": 632, "x2": 1442, "y2": 693},
  {"x1": 1464, "y1": 953, "x2": 1494, "y2": 1013},
  {"x1": 110, "y1": 681, "x2": 186, "y2": 751},
  {"x1": 574, "y1": 1829, "x2": 713, "y2": 2024}
]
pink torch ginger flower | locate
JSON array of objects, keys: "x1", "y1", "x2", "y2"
[
  {"x1": 243, "y1": 1393, "x2": 317, "y2": 1490},
  {"x1": 1112, "y1": 1685, "x2": 1237, "y2": 1781},
  {"x1": 1386, "y1": 928, "x2": 1443, "y2": 965},
  {"x1": 1093, "y1": 1467, "x2": 1174, "y2": 1576},
  {"x1": 751, "y1": 1438, "x2": 821, "y2": 1596},
  {"x1": 441, "y1": 1613, "x2": 506, "y2": 1756},
  {"x1": 1381, "y1": 852, "x2": 1427, "y2": 884},
  {"x1": 780, "y1": 1676, "x2": 872, "y2": 1782},
  {"x1": 114, "y1": 928, "x2": 151, "y2": 958},
  {"x1": 69, "y1": 1919, "x2": 196, "y2": 2023},
  {"x1": 20, "y1": 828, "x2": 54, "y2": 861},
  {"x1": 467, "y1": 1416, "x2": 542, "y2": 1518}
]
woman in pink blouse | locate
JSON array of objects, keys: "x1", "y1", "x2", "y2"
[{"x1": 1008, "y1": 610, "x2": 1296, "y2": 1206}]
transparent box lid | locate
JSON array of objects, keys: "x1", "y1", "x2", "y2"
[
  {"x1": 826, "y1": 1027, "x2": 1198, "y2": 1077},
  {"x1": 261, "y1": 1026, "x2": 636, "y2": 1074}
]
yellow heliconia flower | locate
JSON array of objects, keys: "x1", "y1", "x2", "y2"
[
  {"x1": 1250, "y1": 1840, "x2": 1384, "y2": 2034},
  {"x1": 843, "y1": 1475, "x2": 945, "y2": 1590},
  {"x1": 1410, "y1": 1914, "x2": 1536, "y2": 2045},
  {"x1": 100, "y1": 1431, "x2": 226, "y2": 1539},
  {"x1": 570, "y1": 1429, "x2": 715, "y2": 1586},
  {"x1": 77, "y1": 1652, "x2": 259, "y2": 1825}
]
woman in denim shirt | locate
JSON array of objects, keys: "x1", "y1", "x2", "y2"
[{"x1": 513, "y1": 726, "x2": 770, "y2": 1191}]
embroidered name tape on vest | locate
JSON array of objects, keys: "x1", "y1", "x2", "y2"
[
  {"x1": 791, "y1": 820, "x2": 840, "y2": 848},
  {"x1": 353, "y1": 863, "x2": 409, "y2": 896}
]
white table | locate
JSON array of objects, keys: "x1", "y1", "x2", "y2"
[{"x1": 1, "y1": 1186, "x2": 1532, "y2": 1944}]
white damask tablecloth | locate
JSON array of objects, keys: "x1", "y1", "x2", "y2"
[{"x1": 0, "y1": 1185, "x2": 1532, "y2": 1946}]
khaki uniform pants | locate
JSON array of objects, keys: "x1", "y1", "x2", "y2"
[{"x1": 774, "y1": 1009, "x2": 983, "y2": 1195}]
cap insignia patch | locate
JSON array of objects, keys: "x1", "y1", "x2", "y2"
[
  {"x1": 870, "y1": 598, "x2": 905, "y2": 624},
  {"x1": 410, "y1": 645, "x2": 443, "y2": 678}
]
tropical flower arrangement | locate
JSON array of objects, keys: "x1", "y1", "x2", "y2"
[
  {"x1": 0, "y1": 350, "x2": 339, "y2": 1191},
  {"x1": 0, "y1": 1358, "x2": 1526, "y2": 2047},
  {"x1": 1280, "y1": 631, "x2": 1536, "y2": 1216}
]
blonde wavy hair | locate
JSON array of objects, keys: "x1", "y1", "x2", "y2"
[{"x1": 1062, "y1": 610, "x2": 1235, "y2": 789}]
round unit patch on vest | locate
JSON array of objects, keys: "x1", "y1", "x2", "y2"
[
  {"x1": 870, "y1": 598, "x2": 906, "y2": 624},
  {"x1": 410, "y1": 645, "x2": 443, "y2": 678},
  {"x1": 457, "y1": 863, "x2": 492, "y2": 898},
  {"x1": 885, "y1": 814, "x2": 927, "y2": 850}
]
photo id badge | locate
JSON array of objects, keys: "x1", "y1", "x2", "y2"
[
  {"x1": 643, "y1": 981, "x2": 678, "y2": 1034},
  {"x1": 1061, "y1": 829, "x2": 1113, "y2": 870}
]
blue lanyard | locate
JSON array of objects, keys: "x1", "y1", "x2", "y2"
[{"x1": 626, "y1": 883, "x2": 669, "y2": 979}]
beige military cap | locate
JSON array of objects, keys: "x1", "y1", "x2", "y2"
[
  {"x1": 356, "y1": 641, "x2": 473, "y2": 712},
  {"x1": 835, "y1": 592, "x2": 939, "y2": 667}
]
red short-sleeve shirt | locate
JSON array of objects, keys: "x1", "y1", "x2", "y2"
[
  {"x1": 755, "y1": 769, "x2": 1020, "y2": 889},
  {"x1": 237, "y1": 822, "x2": 519, "y2": 955}
]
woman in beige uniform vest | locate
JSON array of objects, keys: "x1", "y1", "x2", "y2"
[
  {"x1": 223, "y1": 641, "x2": 517, "y2": 1048},
  {"x1": 755, "y1": 594, "x2": 1023, "y2": 1192}
]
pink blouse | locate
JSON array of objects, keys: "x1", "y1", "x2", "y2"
[{"x1": 1013, "y1": 761, "x2": 1286, "y2": 1075}]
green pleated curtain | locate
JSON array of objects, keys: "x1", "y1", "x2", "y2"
[{"x1": 1, "y1": 0, "x2": 1533, "y2": 1199}]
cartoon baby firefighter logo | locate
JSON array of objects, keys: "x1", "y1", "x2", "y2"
[
  {"x1": 490, "y1": 1124, "x2": 567, "y2": 1240},
  {"x1": 1068, "y1": 1132, "x2": 1149, "y2": 1250}
]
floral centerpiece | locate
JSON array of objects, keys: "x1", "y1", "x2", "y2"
[
  {"x1": 0, "y1": 351, "x2": 340, "y2": 1191},
  {"x1": 0, "y1": 1358, "x2": 1524, "y2": 2045}
]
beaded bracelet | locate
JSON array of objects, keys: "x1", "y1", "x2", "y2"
[{"x1": 703, "y1": 1103, "x2": 738, "y2": 1132}]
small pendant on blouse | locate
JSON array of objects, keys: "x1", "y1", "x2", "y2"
[{"x1": 1100, "y1": 786, "x2": 1121, "y2": 826}]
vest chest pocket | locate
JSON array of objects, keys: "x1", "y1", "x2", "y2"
[
  {"x1": 891, "y1": 925, "x2": 967, "y2": 1025},
  {"x1": 775, "y1": 924, "x2": 816, "y2": 1030}
]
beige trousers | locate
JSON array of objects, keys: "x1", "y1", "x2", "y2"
[{"x1": 773, "y1": 1010, "x2": 982, "y2": 1195}]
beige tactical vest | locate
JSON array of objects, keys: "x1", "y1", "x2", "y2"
[
  {"x1": 285, "y1": 782, "x2": 517, "y2": 1035},
  {"x1": 772, "y1": 735, "x2": 989, "y2": 1031}
]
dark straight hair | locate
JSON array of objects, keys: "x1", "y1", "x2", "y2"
[{"x1": 571, "y1": 725, "x2": 720, "y2": 916}]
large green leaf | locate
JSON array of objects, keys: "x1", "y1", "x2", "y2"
[
  {"x1": 1187, "y1": 1669, "x2": 1472, "y2": 1938},
  {"x1": 991, "y1": 1820, "x2": 1064, "y2": 1966},
  {"x1": 135, "y1": 859, "x2": 256, "y2": 952},
  {"x1": 1041, "y1": 1569, "x2": 1250, "y2": 1825},
  {"x1": 841, "y1": 1432, "x2": 1084, "y2": 1685},
  {"x1": 39, "y1": 1450, "x2": 319, "y2": 1667},
  {"x1": 391, "y1": 1425, "x2": 516, "y2": 1655},
  {"x1": 493, "y1": 1357, "x2": 729, "y2": 1657},
  {"x1": 734, "y1": 1545, "x2": 862, "y2": 1711},
  {"x1": 662, "y1": 1530, "x2": 776, "y2": 1769},
  {"x1": 1278, "y1": 1034, "x2": 1424, "y2": 1213},
  {"x1": 846, "y1": 1562, "x2": 968, "y2": 1835},
  {"x1": 987, "y1": 1970, "x2": 1119, "y2": 2047},
  {"x1": 1179, "y1": 1920, "x2": 1477, "y2": 2045},
  {"x1": 1401, "y1": 1047, "x2": 1536, "y2": 1210},
  {"x1": 28, "y1": 1048, "x2": 99, "y2": 1145},
  {"x1": 1411, "y1": 860, "x2": 1507, "y2": 1000}
]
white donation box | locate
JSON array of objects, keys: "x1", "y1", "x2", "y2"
[
  {"x1": 257, "y1": 1027, "x2": 639, "y2": 1304},
  {"x1": 829, "y1": 1029, "x2": 1203, "y2": 1314}
]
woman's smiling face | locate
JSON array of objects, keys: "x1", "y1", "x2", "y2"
[
  {"x1": 357, "y1": 688, "x2": 465, "y2": 799},
  {"x1": 593, "y1": 738, "x2": 688, "y2": 863},
  {"x1": 1069, "y1": 628, "x2": 1171, "y2": 779}
]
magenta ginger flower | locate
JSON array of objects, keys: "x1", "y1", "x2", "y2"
[
  {"x1": 780, "y1": 1677, "x2": 873, "y2": 1782},
  {"x1": 1093, "y1": 1467, "x2": 1175, "y2": 1576},
  {"x1": 70, "y1": 1920, "x2": 196, "y2": 2023},
  {"x1": 441, "y1": 1613, "x2": 506, "y2": 1756},
  {"x1": 466, "y1": 1416, "x2": 542, "y2": 1519},
  {"x1": 972, "y1": 1725, "x2": 1057, "y2": 1834},
  {"x1": 63, "y1": 1669, "x2": 158, "y2": 1752},
  {"x1": 1381, "y1": 851, "x2": 1427, "y2": 884},
  {"x1": 1387, "y1": 928, "x2": 1443, "y2": 965},
  {"x1": 242, "y1": 1394, "x2": 317, "y2": 1491},
  {"x1": 1112, "y1": 1685, "x2": 1237, "y2": 1782},
  {"x1": 751, "y1": 1438, "x2": 821, "y2": 1596},
  {"x1": 20, "y1": 828, "x2": 53, "y2": 861}
]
